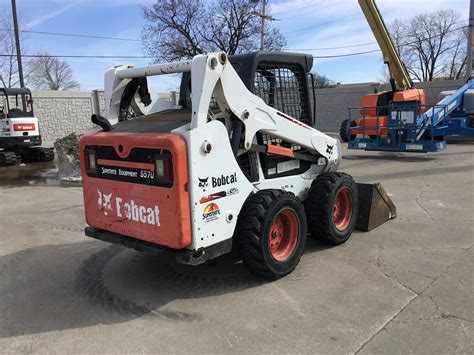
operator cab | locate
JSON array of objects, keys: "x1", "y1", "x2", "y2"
[
  {"x1": 180, "y1": 51, "x2": 318, "y2": 181},
  {"x1": 113, "y1": 51, "x2": 318, "y2": 182},
  {"x1": 179, "y1": 51, "x2": 315, "y2": 127},
  {"x1": 0, "y1": 88, "x2": 34, "y2": 119}
]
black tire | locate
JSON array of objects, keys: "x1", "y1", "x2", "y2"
[
  {"x1": 305, "y1": 172, "x2": 358, "y2": 245},
  {"x1": 339, "y1": 119, "x2": 357, "y2": 142},
  {"x1": 38, "y1": 147, "x2": 55, "y2": 162},
  {"x1": 0, "y1": 151, "x2": 17, "y2": 166},
  {"x1": 235, "y1": 190, "x2": 307, "y2": 279},
  {"x1": 20, "y1": 147, "x2": 54, "y2": 162}
]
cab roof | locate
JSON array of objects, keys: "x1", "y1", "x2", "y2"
[{"x1": 0, "y1": 87, "x2": 32, "y2": 96}]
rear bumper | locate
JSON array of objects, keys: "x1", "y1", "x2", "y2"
[
  {"x1": 0, "y1": 135, "x2": 41, "y2": 148},
  {"x1": 86, "y1": 226, "x2": 167, "y2": 254},
  {"x1": 85, "y1": 226, "x2": 233, "y2": 265}
]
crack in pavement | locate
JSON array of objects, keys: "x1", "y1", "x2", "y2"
[
  {"x1": 354, "y1": 244, "x2": 473, "y2": 354},
  {"x1": 414, "y1": 191, "x2": 473, "y2": 223}
]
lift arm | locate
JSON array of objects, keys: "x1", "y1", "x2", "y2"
[
  {"x1": 103, "y1": 52, "x2": 340, "y2": 167},
  {"x1": 415, "y1": 79, "x2": 474, "y2": 139},
  {"x1": 359, "y1": 0, "x2": 413, "y2": 91}
]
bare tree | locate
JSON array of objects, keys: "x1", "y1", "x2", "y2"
[
  {"x1": 0, "y1": 10, "x2": 35, "y2": 87},
  {"x1": 142, "y1": 0, "x2": 286, "y2": 62},
  {"x1": 389, "y1": 9, "x2": 467, "y2": 82},
  {"x1": 311, "y1": 72, "x2": 334, "y2": 88},
  {"x1": 28, "y1": 54, "x2": 79, "y2": 90}
]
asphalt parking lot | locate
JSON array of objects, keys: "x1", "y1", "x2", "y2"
[{"x1": 0, "y1": 143, "x2": 473, "y2": 354}]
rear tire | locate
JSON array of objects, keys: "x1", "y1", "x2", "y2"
[
  {"x1": 0, "y1": 151, "x2": 17, "y2": 166},
  {"x1": 339, "y1": 119, "x2": 356, "y2": 142},
  {"x1": 305, "y1": 172, "x2": 358, "y2": 245},
  {"x1": 235, "y1": 190, "x2": 307, "y2": 279},
  {"x1": 38, "y1": 147, "x2": 55, "y2": 162}
]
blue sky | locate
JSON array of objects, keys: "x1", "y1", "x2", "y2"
[{"x1": 1, "y1": 0, "x2": 469, "y2": 91}]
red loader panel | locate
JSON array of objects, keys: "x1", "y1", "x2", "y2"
[{"x1": 80, "y1": 132, "x2": 191, "y2": 249}]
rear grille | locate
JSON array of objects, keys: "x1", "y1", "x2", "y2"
[{"x1": 84, "y1": 145, "x2": 173, "y2": 187}]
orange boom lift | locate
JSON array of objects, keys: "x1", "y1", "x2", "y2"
[{"x1": 339, "y1": 0, "x2": 426, "y2": 143}]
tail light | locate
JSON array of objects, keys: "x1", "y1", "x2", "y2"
[
  {"x1": 155, "y1": 155, "x2": 171, "y2": 180},
  {"x1": 84, "y1": 149, "x2": 97, "y2": 173}
]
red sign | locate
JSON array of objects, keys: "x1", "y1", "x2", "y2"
[{"x1": 13, "y1": 123, "x2": 36, "y2": 131}]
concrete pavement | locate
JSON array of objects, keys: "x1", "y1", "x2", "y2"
[{"x1": 0, "y1": 143, "x2": 472, "y2": 354}]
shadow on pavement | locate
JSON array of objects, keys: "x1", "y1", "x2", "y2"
[{"x1": 0, "y1": 237, "x2": 330, "y2": 338}]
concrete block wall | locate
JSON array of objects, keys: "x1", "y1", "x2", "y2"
[
  {"x1": 413, "y1": 80, "x2": 465, "y2": 106},
  {"x1": 32, "y1": 91, "x2": 94, "y2": 146},
  {"x1": 30, "y1": 79, "x2": 466, "y2": 146},
  {"x1": 312, "y1": 79, "x2": 465, "y2": 132},
  {"x1": 312, "y1": 83, "x2": 381, "y2": 132}
]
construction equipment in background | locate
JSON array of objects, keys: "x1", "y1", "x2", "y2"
[
  {"x1": 0, "y1": 87, "x2": 54, "y2": 166},
  {"x1": 339, "y1": 0, "x2": 474, "y2": 152},
  {"x1": 79, "y1": 50, "x2": 395, "y2": 279}
]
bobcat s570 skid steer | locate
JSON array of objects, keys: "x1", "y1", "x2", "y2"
[{"x1": 80, "y1": 51, "x2": 360, "y2": 279}]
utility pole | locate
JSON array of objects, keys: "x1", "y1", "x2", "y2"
[
  {"x1": 11, "y1": 0, "x2": 25, "y2": 88},
  {"x1": 253, "y1": 1, "x2": 277, "y2": 50},
  {"x1": 467, "y1": 0, "x2": 474, "y2": 78},
  {"x1": 260, "y1": 0, "x2": 266, "y2": 50}
]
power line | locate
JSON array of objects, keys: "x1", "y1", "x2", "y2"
[
  {"x1": 277, "y1": 1, "x2": 346, "y2": 20},
  {"x1": 0, "y1": 51, "x2": 382, "y2": 60},
  {"x1": 284, "y1": 12, "x2": 361, "y2": 34},
  {"x1": 0, "y1": 28, "x2": 141, "y2": 42},
  {"x1": 286, "y1": 22, "x2": 468, "y2": 51},
  {"x1": 312, "y1": 49, "x2": 380, "y2": 58},
  {"x1": 286, "y1": 41, "x2": 376, "y2": 51},
  {"x1": 272, "y1": 1, "x2": 322, "y2": 15},
  {"x1": 0, "y1": 54, "x2": 154, "y2": 59},
  {"x1": 0, "y1": 24, "x2": 467, "y2": 61}
]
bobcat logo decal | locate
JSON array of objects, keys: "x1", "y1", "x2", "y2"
[
  {"x1": 326, "y1": 144, "x2": 334, "y2": 155},
  {"x1": 97, "y1": 188, "x2": 113, "y2": 215},
  {"x1": 198, "y1": 177, "x2": 209, "y2": 188}
]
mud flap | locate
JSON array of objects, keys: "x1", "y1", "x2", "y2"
[{"x1": 356, "y1": 183, "x2": 396, "y2": 231}]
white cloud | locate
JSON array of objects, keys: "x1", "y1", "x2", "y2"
[{"x1": 26, "y1": 1, "x2": 84, "y2": 29}]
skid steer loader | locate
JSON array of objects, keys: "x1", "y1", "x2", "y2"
[{"x1": 80, "y1": 51, "x2": 372, "y2": 279}]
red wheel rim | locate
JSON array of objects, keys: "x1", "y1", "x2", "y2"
[
  {"x1": 333, "y1": 187, "x2": 353, "y2": 231},
  {"x1": 269, "y1": 208, "x2": 299, "y2": 261}
]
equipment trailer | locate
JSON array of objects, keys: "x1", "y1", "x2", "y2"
[
  {"x1": 0, "y1": 87, "x2": 54, "y2": 165},
  {"x1": 81, "y1": 51, "x2": 370, "y2": 278}
]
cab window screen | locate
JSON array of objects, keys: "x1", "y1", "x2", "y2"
[{"x1": 253, "y1": 64, "x2": 308, "y2": 124}]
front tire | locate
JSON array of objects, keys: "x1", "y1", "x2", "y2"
[
  {"x1": 305, "y1": 172, "x2": 358, "y2": 245},
  {"x1": 339, "y1": 119, "x2": 357, "y2": 142},
  {"x1": 235, "y1": 190, "x2": 307, "y2": 279}
]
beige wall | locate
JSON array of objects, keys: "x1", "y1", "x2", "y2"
[
  {"x1": 312, "y1": 80, "x2": 465, "y2": 132},
  {"x1": 32, "y1": 79, "x2": 465, "y2": 146}
]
